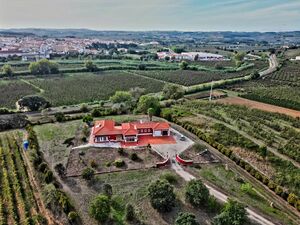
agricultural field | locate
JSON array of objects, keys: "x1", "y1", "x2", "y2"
[
  {"x1": 0, "y1": 133, "x2": 42, "y2": 224},
  {"x1": 235, "y1": 61, "x2": 300, "y2": 110},
  {"x1": 25, "y1": 71, "x2": 164, "y2": 106},
  {"x1": 134, "y1": 60, "x2": 267, "y2": 86},
  {"x1": 169, "y1": 100, "x2": 300, "y2": 196},
  {"x1": 0, "y1": 79, "x2": 39, "y2": 109}
]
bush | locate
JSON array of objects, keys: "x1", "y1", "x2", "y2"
[
  {"x1": 130, "y1": 152, "x2": 139, "y2": 161},
  {"x1": 287, "y1": 193, "x2": 298, "y2": 206},
  {"x1": 118, "y1": 148, "x2": 124, "y2": 155},
  {"x1": 44, "y1": 170, "x2": 53, "y2": 184},
  {"x1": 103, "y1": 183, "x2": 113, "y2": 197},
  {"x1": 80, "y1": 104, "x2": 89, "y2": 112},
  {"x1": 55, "y1": 112, "x2": 66, "y2": 122},
  {"x1": 82, "y1": 167, "x2": 94, "y2": 180},
  {"x1": 114, "y1": 159, "x2": 125, "y2": 168},
  {"x1": 125, "y1": 204, "x2": 135, "y2": 221},
  {"x1": 68, "y1": 211, "x2": 78, "y2": 221},
  {"x1": 160, "y1": 172, "x2": 178, "y2": 184},
  {"x1": 185, "y1": 179, "x2": 209, "y2": 208},
  {"x1": 38, "y1": 162, "x2": 48, "y2": 173},
  {"x1": 89, "y1": 194, "x2": 111, "y2": 222},
  {"x1": 148, "y1": 179, "x2": 176, "y2": 212},
  {"x1": 275, "y1": 186, "x2": 283, "y2": 196},
  {"x1": 175, "y1": 212, "x2": 199, "y2": 225},
  {"x1": 90, "y1": 160, "x2": 98, "y2": 169}
]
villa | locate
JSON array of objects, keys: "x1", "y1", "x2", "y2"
[{"x1": 91, "y1": 120, "x2": 171, "y2": 143}]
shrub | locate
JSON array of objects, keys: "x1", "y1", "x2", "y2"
[
  {"x1": 90, "y1": 160, "x2": 98, "y2": 169},
  {"x1": 148, "y1": 179, "x2": 176, "y2": 212},
  {"x1": 38, "y1": 162, "x2": 48, "y2": 173},
  {"x1": 275, "y1": 186, "x2": 283, "y2": 196},
  {"x1": 55, "y1": 112, "x2": 66, "y2": 122},
  {"x1": 68, "y1": 211, "x2": 78, "y2": 222},
  {"x1": 118, "y1": 148, "x2": 124, "y2": 155},
  {"x1": 185, "y1": 179, "x2": 209, "y2": 208},
  {"x1": 267, "y1": 181, "x2": 276, "y2": 191},
  {"x1": 130, "y1": 153, "x2": 139, "y2": 161},
  {"x1": 89, "y1": 194, "x2": 111, "y2": 222},
  {"x1": 82, "y1": 167, "x2": 94, "y2": 180},
  {"x1": 80, "y1": 104, "x2": 89, "y2": 112},
  {"x1": 114, "y1": 159, "x2": 125, "y2": 168},
  {"x1": 125, "y1": 204, "x2": 135, "y2": 221},
  {"x1": 295, "y1": 200, "x2": 300, "y2": 211},
  {"x1": 175, "y1": 212, "x2": 199, "y2": 225},
  {"x1": 44, "y1": 170, "x2": 53, "y2": 184},
  {"x1": 287, "y1": 193, "x2": 298, "y2": 206},
  {"x1": 160, "y1": 172, "x2": 178, "y2": 184}
]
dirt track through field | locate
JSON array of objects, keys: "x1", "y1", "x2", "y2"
[{"x1": 217, "y1": 96, "x2": 300, "y2": 118}]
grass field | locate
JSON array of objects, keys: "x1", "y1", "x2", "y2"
[
  {"x1": 25, "y1": 71, "x2": 164, "y2": 106},
  {"x1": 0, "y1": 79, "x2": 39, "y2": 109}
]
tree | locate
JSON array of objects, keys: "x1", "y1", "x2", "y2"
[
  {"x1": 129, "y1": 87, "x2": 145, "y2": 101},
  {"x1": 103, "y1": 183, "x2": 113, "y2": 197},
  {"x1": 162, "y1": 83, "x2": 184, "y2": 100},
  {"x1": 1, "y1": 64, "x2": 13, "y2": 76},
  {"x1": 194, "y1": 54, "x2": 199, "y2": 61},
  {"x1": 175, "y1": 212, "x2": 199, "y2": 225},
  {"x1": 17, "y1": 95, "x2": 51, "y2": 111},
  {"x1": 29, "y1": 59, "x2": 59, "y2": 75},
  {"x1": 137, "y1": 95, "x2": 160, "y2": 115},
  {"x1": 89, "y1": 194, "x2": 111, "y2": 222},
  {"x1": 125, "y1": 204, "x2": 135, "y2": 221},
  {"x1": 179, "y1": 61, "x2": 189, "y2": 70},
  {"x1": 250, "y1": 71, "x2": 260, "y2": 79},
  {"x1": 110, "y1": 91, "x2": 133, "y2": 104},
  {"x1": 212, "y1": 199, "x2": 247, "y2": 225},
  {"x1": 147, "y1": 107, "x2": 155, "y2": 121},
  {"x1": 85, "y1": 60, "x2": 98, "y2": 72},
  {"x1": 148, "y1": 179, "x2": 176, "y2": 212},
  {"x1": 82, "y1": 167, "x2": 94, "y2": 180},
  {"x1": 185, "y1": 179, "x2": 209, "y2": 208},
  {"x1": 233, "y1": 52, "x2": 246, "y2": 67},
  {"x1": 82, "y1": 114, "x2": 93, "y2": 125}
]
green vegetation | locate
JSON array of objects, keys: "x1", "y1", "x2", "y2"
[
  {"x1": 185, "y1": 179, "x2": 209, "y2": 208},
  {"x1": 0, "y1": 134, "x2": 41, "y2": 224},
  {"x1": 89, "y1": 194, "x2": 111, "y2": 222},
  {"x1": 0, "y1": 80, "x2": 39, "y2": 109},
  {"x1": 175, "y1": 212, "x2": 199, "y2": 225},
  {"x1": 212, "y1": 199, "x2": 247, "y2": 225},
  {"x1": 28, "y1": 71, "x2": 164, "y2": 106},
  {"x1": 1, "y1": 64, "x2": 14, "y2": 76},
  {"x1": 239, "y1": 61, "x2": 300, "y2": 110},
  {"x1": 148, "y1": 179, "x2": 176, "y2": 212},
  {"x1": 29, "y1": 59, "x2": 59, "y2": 75}
]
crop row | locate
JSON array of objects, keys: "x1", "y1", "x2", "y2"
[{"x1": 0, "y1": 134, "x2": 39, "y2": 225}]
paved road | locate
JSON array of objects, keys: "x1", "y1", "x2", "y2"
[
  {"x1": 171, "y1": 159, "x2": 276, "y2": 225},
  {"x1": 259, "y1": 54, "x2": 278, "y2": 76}
]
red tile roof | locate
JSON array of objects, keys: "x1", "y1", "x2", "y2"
[{"x1": 93, "y1": 120, "x2": 170, "y2": 136}]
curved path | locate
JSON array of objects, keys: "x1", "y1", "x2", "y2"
[
  {"x1": 171, "y1": 160, "x2": 276, "y2": 225},
  {"x1": 259, "y1": 54, "x2": 278, "y2": 77}
]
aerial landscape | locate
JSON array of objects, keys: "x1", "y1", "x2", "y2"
[{"x1": 0, "y1": 0, "x2": 300, "y2": 225}]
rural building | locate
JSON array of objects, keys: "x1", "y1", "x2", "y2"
[
  {"x1": 92, "y1": 120, "x2": 170, "y2": 143},
  {"x1": 157, "y1": 51, "x2": 225, "y2": 61}
]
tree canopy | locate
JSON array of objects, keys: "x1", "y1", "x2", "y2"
[
  {"x1": 1, "y1": 64, "x2": 14, "y2": 76},
  {"x1": 110, "y1": 91, "x2": 133, "y2": 104},
  {"x1": 162, "y1": 83, "x2": 184, "y2": 100},
  {"x1": 185, "y1": 179, "x2": 209, "y2": 208},
  {"x1": 17, "y1": 95, "x2": 51, "y2": 111},
  {"x1": 29, "y1": 59, "x2": 59, "y2": 75},
  {"x1": 148, "y1": 179, "x2": 176, "y2": 212},
  {"x1": 137, "y1": 95, "x2": 160, "y2": 115},
  {"x1": 175, "y1": 212, "x2": 200, "y2": 225},
  {"x1": 85, "y1": 60, "x2": 98, "y2": 72},
  {"x1": 89, "y1": 194, "x2": 111, "y2": 222},
  {"x1": 179, "y1": 61, "x2": 189, "y2": 70},
  {"x1": 212, "y1": 199, "x2": 247, "y2": 225}
]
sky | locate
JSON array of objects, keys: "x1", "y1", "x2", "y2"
[{"x1": 1, "y1": 0, "x2": 300, "y2": 31}]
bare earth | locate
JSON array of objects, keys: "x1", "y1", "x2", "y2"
[{"x1": 216, "y1": 96, "x2": 300, "y2": 118}]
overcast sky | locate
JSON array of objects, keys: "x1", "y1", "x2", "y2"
[{"x1": 1, "y1": 0, "x2": 299, "y2": 31}]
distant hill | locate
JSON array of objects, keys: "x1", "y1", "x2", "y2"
[{"x1": 0, "y1": 28, "x2": 300, "y2": 44}]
